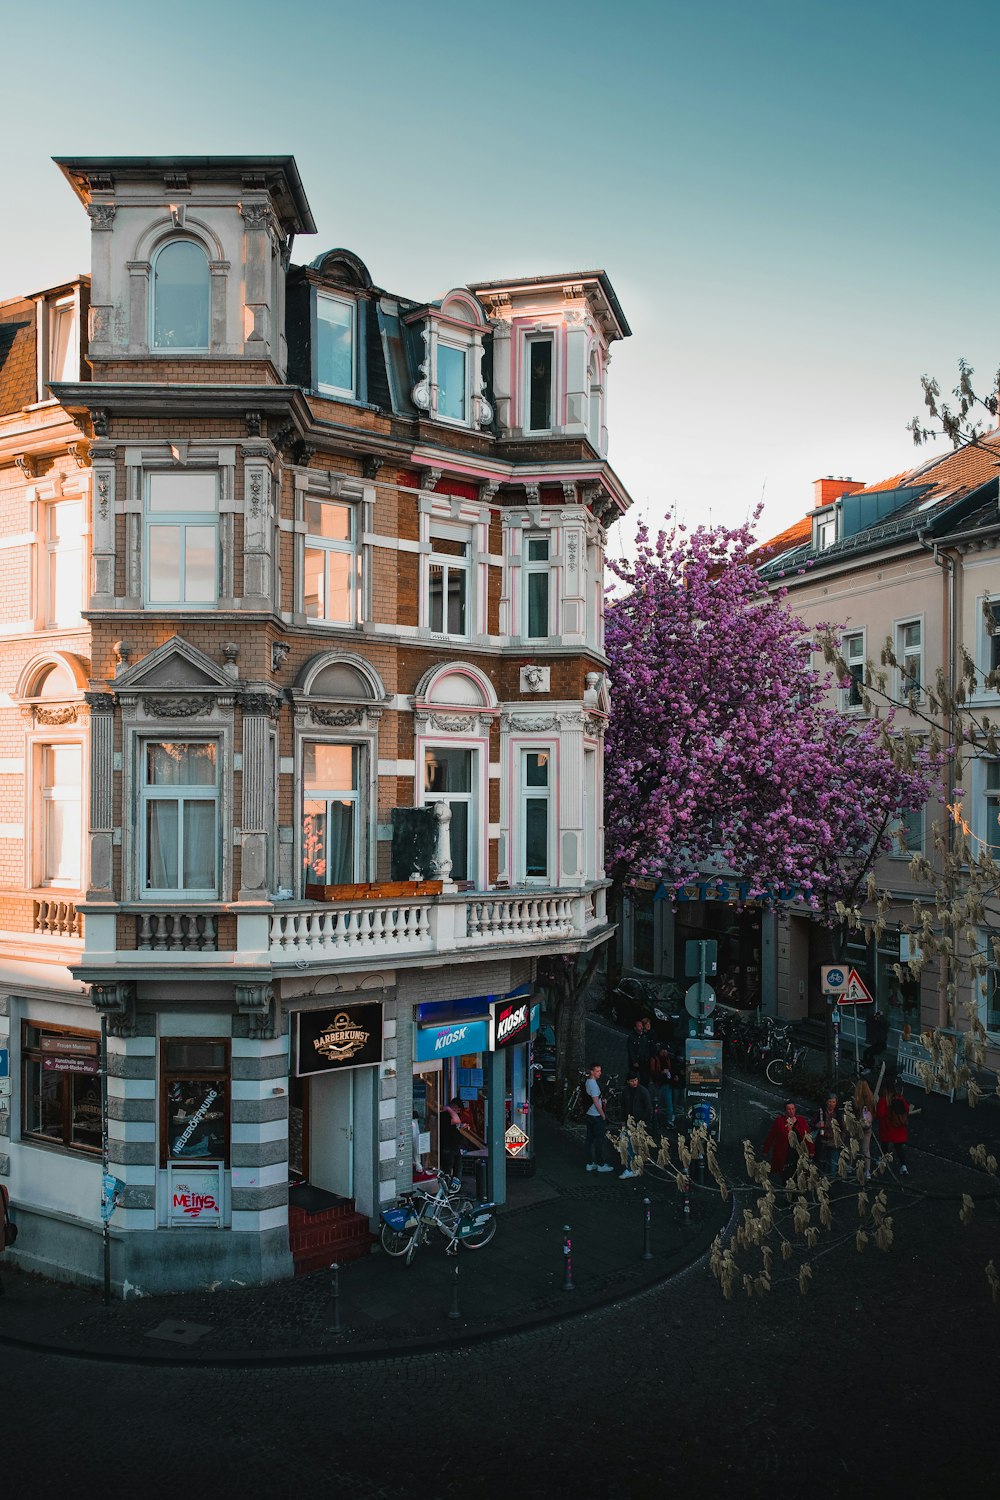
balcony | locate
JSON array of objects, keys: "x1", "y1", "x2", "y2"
[{"x1": 267, "y1": 884, "x2": 609, "y2": 968}]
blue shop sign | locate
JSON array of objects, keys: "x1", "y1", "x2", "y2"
[{"x1": 416, "y1": 1018, "x2": 489, "y2": 1062}]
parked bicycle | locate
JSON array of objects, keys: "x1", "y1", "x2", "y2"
[
  {"x1": 379, "y1": 1171, "x2": 497, "y2": 1264},
  {"x1": 764, "y1": 1029, "x2": 807, "y2": 1087}
]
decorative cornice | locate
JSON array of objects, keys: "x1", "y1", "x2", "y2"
[
  {"x1": 14, "y1": 455, "x2": 36, "y2": 480},
  {"x1": 141, "y1": 695, "x2": 207, "y2": 718},
  {"x1": 85, "y1": 692, "x2": 116, "y2": 714},
  {"x1": 34, "y1": 706, "x2": 78, "y2": 726},
  {"x1": 309, "y1": 706, "x2": 364, "y2": 727}
]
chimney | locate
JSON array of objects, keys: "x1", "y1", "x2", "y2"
[{"x1": 813, "y1": 476, "x2": 865, "y2": 510}]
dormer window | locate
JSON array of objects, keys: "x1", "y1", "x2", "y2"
[
  {"x1": 437, "y1": 343, "x2": 468, "y2": 424},
  {"x1": 152, "y1": 240, "x2": 210, "y2": 351},
  {"x1": 408, "y1": 290, "x2": 492, "y2": 430},
  {"x1": 527, "y1": 337, "x2": 554, "y2": 432},
  {"x1": 48, "y1": 298, "x2": 78, "y2": 384},
  {"x1": 316, "y1": 292, "x2": 356, "y2": 398},
  {"x1": 814, "y1": 509, "x2": 837, "y2": 550}
]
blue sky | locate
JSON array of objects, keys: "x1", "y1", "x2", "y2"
[{"x1": 2, "y1": 0, "x2": 997, "y2": 553}]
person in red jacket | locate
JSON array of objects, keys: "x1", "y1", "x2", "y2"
[
  {"x1": 876, "y1": 1078, "x2": 910, "y2": 1176},
  {"x1": 763, "y1": 1101, "x2": 814, "y2": 1180}
]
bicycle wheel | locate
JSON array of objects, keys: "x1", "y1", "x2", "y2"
[
  {"x1": 380, "y1": 1221, "x2": 413, "y2": 1257},
  {"x1": 765, "y1": 1057, "x2": 787, "y2": 1088},
  {"x1": 459, "y1": 1206, "x2": 497, "y2": 1250}
]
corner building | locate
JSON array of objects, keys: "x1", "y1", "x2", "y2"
[{"x1": 0, "y1": 156, "x2": 632, "y2": 1291}]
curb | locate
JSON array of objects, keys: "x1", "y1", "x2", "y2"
[{"x1": 0, "y1": 1203, "x2": 731, "y2": 1370}]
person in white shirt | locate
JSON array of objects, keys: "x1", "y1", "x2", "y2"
[{"x1": 585, "y1": 1063, "x2": 614, "y2": 1173}]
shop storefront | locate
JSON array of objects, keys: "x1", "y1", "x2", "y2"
[
  {"x1": 288, "y1": 1000, "x2": 383, "y2": 1216},
  {"x1": 413, "y1": 988, "x2": 538, "y2": 1203}
]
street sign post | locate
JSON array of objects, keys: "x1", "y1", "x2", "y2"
[
  {"x1": 821, "y1": 965, "x2": 847, "y2": 995},
  {"x1": 840, "y1": 969, "x2": 874, "y2": 1005},
  {"x1": 685, "y1": 940, "x2": 718, "y2": 978}
]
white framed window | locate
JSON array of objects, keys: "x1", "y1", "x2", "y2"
[
  {"x1": 304, "y1": 497, "x2": 358, "y2": 625},
  {"x1": 985, "y1": 761, "x2": 1000, "y2": 861},
  {"x1": 896, "y1": 619, "x2": 922, "y2": 701},
  {"x1": 151, "y1": 240, "x2": 210, "y2": 352},
  {"x1": 815, "y1": 511, "x2": 837, "y2": 550},
  {"x1": 524, "y1": 536, "x2": 550, "y2": 639},
  {"x1": 315, "y1": 292, "x2": 356, "y2": 398},
  {"x1": 520, "y1": 749, "x2": 552, "y2": 883},
  {"x1": 437, "y1": 342, "x2": 469, "y2": 425},
  {"x1": 44, "y1": 499, "x2": 85, "y2": 628},
  {"x1": 145, "y1": 471, "x2": 218, "y2": 607},
  {"x1": 982, "y1": 599, "x2": 1000, "y2": 685},
  {"x1": 140, "y1": 741, "x2": 219, "y2": 897},
  {"x1": 427, "y1": 529, "x2": 471, "y2": 638},
  {"x1": 839, "y1": 631, "x2": 866, "y2": 711},
  {"x1": 302, "y1": 742, "x2": 361, "y2": 888},
  {"x1": 34, "y1": 742, "x2": 83, "y2": 889},
  {"x1": 424, "y1": 745, "x2": 476, "y2": 883},
  {"x1": 526, "y1": 336, "x2": 554, "y2": 432},
  {"x1": 47, "y1": 297, "x2": 79, "y2": 385},
  {"x1": 890, "y1": 805, "x2": 923, "y2": 858}
]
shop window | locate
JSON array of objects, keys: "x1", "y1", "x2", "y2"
[
  {"x1": 890, "y1": 805, "x2": 923, "y2": 858},
  {"x1": 315, "y1": 292, "x2": 356, "y2": 397},
  {"x1": 141, "y1": 741, "x2": 219, "y2": 897},
  {"x1": 524, "y1": 536, "x2": 550, "y2": 639},
  {"x1": 304, "y1": 498, "x2": 358, "y2": 625},
  {"x1": 427, "y1": 529, "x2": 470, "y2": 638},
  {"x1": 521, "y1": 749, "x2": 551, "y2": 882},
  {"x1": 424, "y1": 745, "x2": 475, "y2": 883},
  {"x1": 44, "y1": 499, "x2": 85, "y2": 628},
  {"x1": 896, "y1": 619, "x2": 922, "y2": 701},
  {"x1": 839, "y1": 631, "x2": 865, "y2": 711},
  {"x1": 437, "y1": 343, "x2": 469, "y2": 424},
  {"x1": 526, "y1": 336, "x2": 554, "y2": 431},
  {"x1": 302, "y1": 742, "x2": 361, "y2": 887},
  {"x1": 151, "y1": 240, "x2": 210, "y2": 351},
  {"x1": 34, "y1": 742, "x2": 83, "y2": 889},
  {"x1": 161, "y1": 1038, "x2": 230, "y2": 1165},
  {"x1": 145, "y1": 470, "x2": 218, "y2": 607},
  {"x1": 22, "y1": 1022, "x2": 101, "y2": 1155}
]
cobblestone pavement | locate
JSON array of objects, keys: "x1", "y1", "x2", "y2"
[{"x1": 0, "y1": 1060, "x2": 996, "y2": 1497}]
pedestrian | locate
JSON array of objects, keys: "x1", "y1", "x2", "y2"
[
  {"x1": 876, "y1": 1077, "x2": 911, "y2": 1176},
  {"x1": 763, "y1": 1100, "x2": 813, "y2": 1181},
  {"x1": 438, "y1": 1097, "x2": 482, "y2": 1185},
  {"x1": 584, "y1": 1063, "x2": 614, "y2": 1173},
  {"x1": 863, "y1": 1007, "x2": 888, "y2": 1069},
  {"x1": 653, "y1": 1045, "x2": 676, "y2": 1130},
  {"x1": 814, "y1": 1094, "x2": 844, "y2": 1182},
  {"x1": 852, "y1": 1078, "x2": 876, "y2": 1180},
  {"x1": 627, "y1": 1019, "x2": 650, "y2": 1086},
  {"x1": 619, "y1": 1070, "x2": 653, "y2": 1178},
  {"x1": 0, "y1": 1180, "x2": 14, "y2": 1295}
]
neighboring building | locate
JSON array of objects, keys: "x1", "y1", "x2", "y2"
[
  {"x1": 756, "y1": 448, "x2": 1000, "y2": 1066},
  {"x1": 0, "y1": 155, "x2": 632, "y2": 1291}
]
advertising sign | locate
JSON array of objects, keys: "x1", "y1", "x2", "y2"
[
  {"x1": 296, "y1": 1003, "x2": 384, "y2": 1077},
  {"x1": 504, "y1": 1123, "x2": 530, "y2": 1158},
  {"x1": 489, "y1": 995, "x2": 531, "y2": 1051},
  {"x1": 415, "y1": 1017, "x2": 489, "y2": 1062},
  {"x1": 685, "y1": 1037, "x2": 723, "y2": 1091},
  {"x1": 167, "y1": 1162, "x2": 224, "y2": 1227}
]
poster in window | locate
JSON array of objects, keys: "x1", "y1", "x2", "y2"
[{"x1": 167, "y1": 1079, "x2": 227, "y2": 1160}]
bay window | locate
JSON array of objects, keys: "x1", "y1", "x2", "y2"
[
  {"x1": 526, "y1": 337, "x2": 554, "y2": 431},
  {"x1": 304, "y1": 497, "x2": 358, "y2": 625},
  {"x1": 302, "y1": 742, "x2": 361, "y2": 887},
  {"x1": 145, "y1": 471, "x2": 218, "y2": 607},
  {"x1": 141, "y1": 741, "x2": 219, "y2": 897}
]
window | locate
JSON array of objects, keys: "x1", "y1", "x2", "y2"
[
  {"x1": 987, "y1": 969, "x2": 1000, "y2": 1033},
  {"x1": 33, "y1": 661, "x2": 77, "y2": 700},
  {"x1": 526, "y1": 337, "x2": 553, "y2": 431},
  {"x1": 986, "y1": 762, "x2": 1000, "y2": 860},
  {"x1": 22, "y1": 1022, "x2": 101, "y2": 1155},
  {"x1": 840, "y1": 632, "x2": 865, "y2": 710},
  {"x1": 984, "y1": 601, "x2": 1000, "y2": 682},
  {"x1": 141, "y1": 742, "x2": 219, "y2": 897},
  {"x1": 45, "y1": 500, "x2": 84, "y2": 627},
  {"x1": 304, "y1": 498, "x2": 357, "y2": 624},
  {"x1": 896, "y1": 620, "x2": 922, "y2": 700},
  {"x1": 36, "y1": 743, "x2": 82, "y2": 888},
  {"x1": 161, "y1": 1039, "x2": 229, "y2": 1165},
  {"x1": 47, "y1": 297, "x2": 78, "y2": 385},
  {"x1": 524, "y1": 536, "x2": 550, "y2": 639},
  {"x1": 815, "y1": 512, "x2": 836, "y2": 550},
  {"x1": 316, "y1": 293, "x2": 356, "y2": 397},
  {"x1": 145, "y1": 471, "x2": 218, "y2": 606},
  {"x1": 424, "y1": 746, "x2": 475, "y2": 883},
  {"x1": 437, "y1": 343, "x2": 468, "y2": 424},
  {"x1": 890, "y1": 805, "x2": 923, "y2": 858},
  {"x1": 427, "y1": 531, "x2": 470, "y2": 637},
  {"x1": 302, "y1": 742, "x2": 360, "y2": 887},
  {"x1": 152, "y1": 240, "x2": 210, "y2": 351},
  {"x1": 521, "y1": 750, "x2": 551, "y2": 882}
]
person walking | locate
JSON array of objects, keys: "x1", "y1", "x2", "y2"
[
  {"x1": 763, "y1": 1100, "x2": 813, "y2": 1181},
  {"x1": 814, "y1": 1094, "x2": 844, "y2": 1182},
  {"x1": 863, "y1": 1008, "x2": 888, "y2": 1069},
  {"x1": 627, "y1": 1020, "x2": 650, "y2": 1087},
  {"x1": 852, "y1": 1077, "x2": 876, "y2": 1180},
  {"x1": 584, "y1": 1063, "x2": 614, "y2": 1173},
  {"x1": 619, "y1": 1070, "x2": 653, "y2": 1179},
  {"x1": 652, "y1": 1045, "x2": 676, "y2": 1130},
  {"x1": 876, "y1": 1078, "x2": 911, "y2": 1176}
]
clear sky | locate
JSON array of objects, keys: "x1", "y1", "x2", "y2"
[{"x1": 2, "y1": 0, "x2": 997, "y2": 557}]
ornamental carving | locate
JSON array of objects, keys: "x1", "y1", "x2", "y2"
[
  {"x1": 310, "y1": 706, "x2": 364, "y2": 727},
  {"x1": 245, "y1": 411, "x2": 262, "y2": 437},
  {"x1": 85, "y1": 693, "x2": 116, "y2": 714},
  {"x1": 271, "y1": 640, "x2": 291, "y2": 673},
  {"x1": 92, "y1": 410, "x2": 110, "y2": 437},
  {"x1": 35, "y1": 706, "x2": 78, "y2": 726},
  {"x1": 240, "y1": 692, "x2": 283, "y2": 721},
  {"x1": 501, "y1": 713, "x2": 560, "y2": 732},
  {"x1": 429, "y1": 713, "x2": 478, "y2": 732},
  {"x1": 142, "y1": 695, "x2": 207, "y2": 718},
  {"x1": 566, "y1": 534, "x2": 580, "y2": 573},
  {"x1": 362, "y1": 456, "x2": 383, "y2": 480},
  {"x1": 520, "y1": 666, "x2": 550, "y2": 695},
  {"x1": 247, "y1": 469, "x2": 264, "y2": 517},
  {"x1": 240, "y1": 202, "x2": 273, "y2": 230},
  {"x1": 86, "y1": 204, "x2": 117, "y2": 231}
]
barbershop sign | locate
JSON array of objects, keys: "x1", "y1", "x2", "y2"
[{"x1": 296, "y1": 1003, "x2": 384, "y2": 1076}]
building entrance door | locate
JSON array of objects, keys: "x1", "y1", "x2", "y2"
[{"x1": 308, "y1": 1068, "x2": 354, "y2": 1198}]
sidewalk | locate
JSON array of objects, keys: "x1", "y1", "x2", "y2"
[{"x1": 0, "y1": 1113, "x2": 730, "y2": 1367}]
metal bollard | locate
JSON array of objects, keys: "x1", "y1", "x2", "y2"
[
  {"x1": 683, "y1": 1177, "x2": 691, "y2": 1222},
  {"x1": 642, "y1": 1196, "x2": 653, "y2": 1261},
  {"x1": 329, "y1": 1262, "x2": 342, "y2": 1334},
  {"x1": 447, "y1": 1250, "x2": 461, "y2": 1321},
  {"x1": 562, "y1": 1224, "x2": 574, "y2": 1291}
]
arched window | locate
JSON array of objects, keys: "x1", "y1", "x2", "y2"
[
  {"x1": 33, "y1": 662, "x2": 78, "y2": 700},
  {"x1": 152, "y1": 240, "x2": 210, "y2": 351}
]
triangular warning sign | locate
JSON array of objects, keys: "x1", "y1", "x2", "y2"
[{"x1": 842, "y1": 968, "x2": 874, "y2": 1004}]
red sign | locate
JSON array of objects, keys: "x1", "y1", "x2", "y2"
[
  {"x1": 43, "y1": 1055, "x2": 99, "y2": 1074},
  {"x1": 839, "y1": 968, "x2": 874, "y2": 1005}
]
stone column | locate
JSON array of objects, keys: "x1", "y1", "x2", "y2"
[
  {"x1": 86, "y1": 693, "x2": 116, "y2": 898},
  {"x1": 240, "y1": 203, "x2": 274, "y2": 355},
  {"x1": 85, "y1": 203, "x2": 115, "y2": 358},
  {"x1": 558, "y1": 710, "x2": 586, "y2": 888},
  {"x1": 241, "y1": 445, "x2": 276, "y2": 608},
  {"x1": 89, "y1": 445, "x2": 117, "y2": 607},
  {"x1": 563, "y1": 316, "x2": 590, "y2": 434},
  {"x1": 560, "y1": 501, "x2": 588, "y2": 643},
  {"x1": 126, "y1": 262, "x2": 150, "y2": 354},
  {"x1": 239, "y1": 692, "x2": 281, "y2": 901}
]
